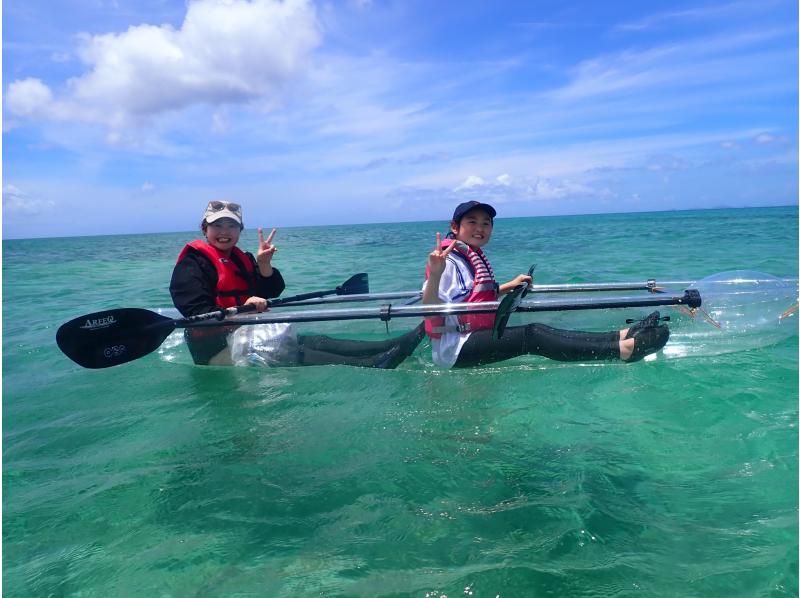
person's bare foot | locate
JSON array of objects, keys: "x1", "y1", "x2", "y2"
[
  {"x1": 621, "y1": 324, "x2": 670, "y2": 362},
  {"x1": 619, "y1": 311, "x2": 665, "y2": 361}
]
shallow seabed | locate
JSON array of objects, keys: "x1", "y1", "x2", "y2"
[{"x1": 4, "y1": 207, "x2": 798, "y2": 596}]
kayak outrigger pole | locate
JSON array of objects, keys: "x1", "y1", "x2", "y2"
[
  {"x1": 190, "y1": 289, "x2": 702, "y2": 326},
  {"x1": 269, "y1": 278, "x2": 666, "y2": 307},
  {"x1": 55, "y1": 290, "x2": 702, "y2": 369}
]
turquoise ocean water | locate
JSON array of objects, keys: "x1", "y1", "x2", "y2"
[{"x1": 3, "y1": 207, "x2": 799, "y2": 596}]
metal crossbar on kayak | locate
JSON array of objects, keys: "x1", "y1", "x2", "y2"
[
  {"x1": 275, "y1": 286, "x2": 661, "y2": 307},
  {"x1": 274, "y1": 276, "x2": 799, "y2": 307},
  {"x1": 189, "y1": 291, "x2": 702, "y2": 327}
]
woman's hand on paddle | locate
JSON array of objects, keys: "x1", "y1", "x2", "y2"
[
  {"x1": 256, "y1": 228, "x2": 277, "y2": 275},
  {"x1": 427, "y1": 232, "x2": 456, "y2": 277},
  {"x1": 244, "y1": 296, "x2": 269, "y2": 312}
]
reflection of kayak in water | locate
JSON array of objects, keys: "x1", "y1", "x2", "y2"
[{"x1": 56, "y1": 270, "x2": 798, "y2": 369}]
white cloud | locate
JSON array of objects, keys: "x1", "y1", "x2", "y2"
[
  {"x1": 212, "y1": 110, "x2": 229, "y2": 134},
  {"x1": 551, "y1": 28, "x2": 793, "y2": 101},
  {"x1": 438, "y1": 171, "x2": 605, "y2": 206},
  {"x1": 531, "y1": 177, "x2": 596, "y2": 200},
  {"x1": 614, "y1": 2, "x2": 772, "y2": 32},
  {"x1": 645, "y1": 154, "x2": 690, "y2": 171},
  {"x1": 616, "y1": 7, "x2": 714, "y2": 31},
  {"x1": 5, "y1": 0, "x2": 321, "y2": 129},
  {"x1": 2, "y1": 184, "x2": 56, "y2": 215},
  {"x1": 50, "y1": 51, "x2": 72, "y2": 63},
  {"x1": 5, "y1": 78, "x2": 54, "y2": 117},
  {"x1": 454, "y1": 175, "x2": 485, "y2": 191}
]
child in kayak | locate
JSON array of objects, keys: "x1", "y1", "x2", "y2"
[
  {"x1": 422, "y1": 201, "x2": 669, "y2": 368},
  {"x1": 170, "y1": 200, "x2": 423, "y2": 368}
]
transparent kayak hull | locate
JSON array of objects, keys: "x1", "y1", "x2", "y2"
[
  {"x1": 156, "y1": 271, "x2": 798, "y2": 366},
  {"x1": 663, "y1": 271, "x2": 798, "y2": 358}
]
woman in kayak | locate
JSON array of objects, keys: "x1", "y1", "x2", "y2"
[
  {"x1": 170, "y1": 200, "x2": 423, "y2": 368},
  {"x1": 422, "y1": 201, "x2": 669, "y2": 368}
]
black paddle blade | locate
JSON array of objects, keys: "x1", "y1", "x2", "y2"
[
  {"x1": 492, "y1": 284, "x2": 526, "y2": 340},
  {"x1": 56, "y1": 308, "x2": 177, "y2": 369},
  {"x1": 337, "y1": 273, "x2": 369, "y2": 295}
]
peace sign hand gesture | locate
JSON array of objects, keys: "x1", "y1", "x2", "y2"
[
  {"x1": 256, "y1": 227, "x2": 277, "y2": 276},
  {"x1": 427, "y1": 232, "x2": 456, "y2": 277}
]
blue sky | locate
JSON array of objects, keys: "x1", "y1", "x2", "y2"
[{"x1": 3, "y1": 0, "x2": 798, "y2": 239}]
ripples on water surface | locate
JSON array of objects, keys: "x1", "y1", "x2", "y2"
[{"x1": 4, "y1": 208, "x2": 798, "y2": 596}]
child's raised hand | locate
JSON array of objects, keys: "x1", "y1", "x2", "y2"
[
  {"x1": 499, "y1": 272, "x2": 534, "y2": 294},
  {"x1": 256, "y1": 227, "x2": 277, "y2": 267},
  {"x1": 508, "y1": 273, "x2": 533, "y2": 288},
  {"x1": 428, "y1": 232, "x2": 456, "y2": 277}
]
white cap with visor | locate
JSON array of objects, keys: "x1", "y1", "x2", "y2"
[{"x1": 204, "y1": 201, "x2": 243, "y2": 226}]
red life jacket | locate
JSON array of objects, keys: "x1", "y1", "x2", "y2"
[
  {"x1": 424, "y1": 239, "x2": 498, "y2": 339},
  {"x1": 176, "y1": 240, "x2": 256, "y2": 308}
]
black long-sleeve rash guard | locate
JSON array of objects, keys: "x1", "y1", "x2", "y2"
[{"x1": 169, "y1": 248, "x2": 286, "y2": 317}]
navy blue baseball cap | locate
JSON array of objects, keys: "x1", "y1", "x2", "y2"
[{"x1": 452, "y1": 201, "x2": 497, "y2": 221}]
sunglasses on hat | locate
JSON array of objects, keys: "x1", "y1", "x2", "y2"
[{"x1": 207, "y1": 201, "x2": 241, "y2": 214}]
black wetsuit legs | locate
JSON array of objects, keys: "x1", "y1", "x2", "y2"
[
  {"x1": 454, "y1": 323, "x2": 620, "y2": 368},
  {"x1": 297, "y1": 323, "x2": 425, "y2": 368},
  {"x1": 298, "y1": 333, "x2": 410, "y2": 356}
]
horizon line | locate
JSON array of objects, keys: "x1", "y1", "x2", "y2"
[{"x1": 3, "y1": 204, "x2": 797, "y2": 242}]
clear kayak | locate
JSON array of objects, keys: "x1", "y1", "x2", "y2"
[{"x1": 152, "y1": 270, "x2": 798, "y2": 367}]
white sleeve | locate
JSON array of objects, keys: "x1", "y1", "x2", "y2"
[
  {"x1": 422, "y1": 256, "x2": 474, "y2": 368},
  {"x1": 422, "y1": 255, "x2": 473, "y2": 303},
  {"x1": 439, "y1": 256, "x2": 472, "y2": 302}
]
